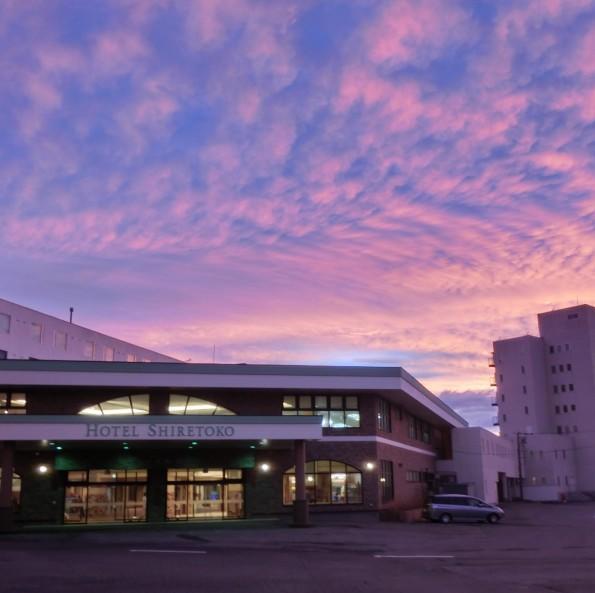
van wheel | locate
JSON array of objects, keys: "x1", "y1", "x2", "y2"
[
  {"x1": 439, "y1": 513, "x2": 452, "y2": 524},
  {"x1": 486, "y1": 514, "x2": 500, "y2": 524}
]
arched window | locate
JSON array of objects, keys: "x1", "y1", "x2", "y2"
[
  {"x1": 168, "y1": 395, "x2": 235, "y2": 416},
  {"x1": 79, "y1": 395, "x2": 149, "y2": 416},
  {"x1": 283, "y1": 460, "x2": 362, "y2": 505}
]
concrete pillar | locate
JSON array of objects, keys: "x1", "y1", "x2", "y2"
[
  {"x1": 0, "y1": 442, "x2": 15, "y2": 532},
  {"x1": 292, "y1": 439, "x2": 310, "y2": 527}
]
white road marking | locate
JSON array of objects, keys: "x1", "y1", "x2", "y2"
[
  {"x1": 129, "y1": 549, "x2": 207, "y2": 554},
  {"x1": 374, "y1": 555, "x2": 454, "y2": 559}
]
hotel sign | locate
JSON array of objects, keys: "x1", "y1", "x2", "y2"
[
  {"x1": 86, "y1": 423, "x2": 236, "y2": 439},
  {"x1": 0, "y1": 416, "x2": 322, "y2": 441}
]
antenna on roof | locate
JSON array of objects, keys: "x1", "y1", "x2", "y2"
[{"x1": 69, "y1": 307, "x2": 74, "y2": 323}]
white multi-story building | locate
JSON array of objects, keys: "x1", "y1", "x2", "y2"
[
  {"x1": 492, "y1": 304, "x2": 595, "y2": 500},
  {"x1": 0, "y1": 297, "x2": 178, "y2": 363}
]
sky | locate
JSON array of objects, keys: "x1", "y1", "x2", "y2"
[{"x1": 1, "y1": 0, "x2": 595, "y2": 428}]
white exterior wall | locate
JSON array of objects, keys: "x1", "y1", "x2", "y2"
[
  {"x1": 437, "y1": 427, "x2": 518, "y2": 504},
  {"x1": 538, "y1": 306, "x2": 595, "y2": 491},
  {"x1": 522, "y1": 433, "x2": 576, "y2": 501},
  {"x1": 0, "y1": 298, "x2": 178, "y2": 363},
  {"x1": 493, "y1": 335, "x2": 550, "y2": 437}
]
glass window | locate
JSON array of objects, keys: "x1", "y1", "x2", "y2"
[
  {"x1": 283, "y1": 395, "x2": 360, "y2": 428},
  {"x1": 79, "y1": 395, "x2": 149, "y2": 416},
  {"x1": 313, "y1": 460, "x2": 328, "y2": 472},
  {"x1": 83, "y1": 341, "x2": 95, "y2": 359},
  {"x1": 377, "y1": 398, "x2": 391, "y2": 432},
  {"x1": 127, "y1": 353, "x2": 137, "y2": 362},
  {"x1": 130, "y1": 394, "x2": 149, "y2": 415},
  {"x1": 10, "y1": 393, "x2": 26, "y2": 407},
  {"x1": 330, "y1": 396, "x2": 342, "y2": 409},
  {"x1": 408, "y1": 417, "x2": 417, "y2": 439},
  {"x1": 299, "y1": 395, "x2": 312, "y2": 409},
  {"x1": 30, "y1": 322, "x2": 42, "y2": 343},
  {"x1": 380, "y1": 460, "x2": 394, "y2": 502},
  {"x1": 0, "y1": 392, "x2": 27, "y2": 415},
  {"x1": 283, "y1": 460, "x2": 362, "y2": 505},
  {"x1": 168, "y1": 469, "x2": 188, "y2": 482},
  {"x1": 190, "y1": 469, "x2": 224, "y2": 481},
  {"x1": 54, "y1": 331, "x2": 67, "y2": 351},
  {"x1": 345, "y1": 396, "x2": 358, "y2": 410},
  {"x1": 0, "y1": 313, "x2": 10, "y2": 334},
  {"x1": 0, "y1": 313, "x2": 10, "y2": 333},
  {"x1": 329, "y1": 410, "x2": 346, "y2": 428},
  {"x1": 65, "y1": 469, "x2": 147, "y2": 524},
  {"x1": 314, "y1": 474, "x2": 331, "y2": 504},
  {"x1": 345, "y1": 411, "x2": 360, "y2": 428},
  {"x1": 314, "y1": 396, "x2": 327, "y2": 409},
  {"x1": 283, "y1": 396, "x2": 296, "y2": 410},
  {"x1": 346, "y1": 473, "x2": 362, "y2": 503},
  {"x1": 168, "y1": 395, "x2": 235, "y2": 416},
  {"x1": 315, "y1": 410, "x2": 330, "y2": 427},
  {"x1": 104, "y1": 346, "x2": 115, "y2": 361},
  {"x1": 166, "y1": 468, "x2": 244, "y2": 521},
  {"x1": 406, "y1": 470, "x2": 423, "y2": 482}
]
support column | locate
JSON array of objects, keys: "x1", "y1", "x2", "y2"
[
  {"x1": 0, "y1": 441, "x2": 15, "y2": 532},
  {"x1": 292, "y1": 439, "x2": 310, "y2": 527}
]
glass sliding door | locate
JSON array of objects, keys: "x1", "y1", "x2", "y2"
[
  {"x1": 224, "y1": 483, "x2": 244, "y2": 519},
  {"x1": 64, "y1": 469, "x2": 147, "y2": 524},
  {"x1": 166, "y1": 468, "x2": 244, "y2": 521}
]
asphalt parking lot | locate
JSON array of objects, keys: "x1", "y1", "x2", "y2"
[{"x1": 2, "y1": 502, "x2": 595, "y2": 593}]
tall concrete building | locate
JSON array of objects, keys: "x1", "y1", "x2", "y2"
[
  {"x1": 0, "y1": 297, "x2": 178, "y2": 364},
  {"x1": 492, "y1": 304, "x2": 595, "y2": 500}
]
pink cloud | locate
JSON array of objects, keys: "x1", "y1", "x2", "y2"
[{"x1": 363, "y1": 0, "x2": 472, "y2": 66}]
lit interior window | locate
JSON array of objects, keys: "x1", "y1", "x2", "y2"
[
  {"x1": 79, "y1": 395, "x2": 149, "y2": 416},
  {"x1": 283, "y1": 460, "x2": 362, "y2": 505},
  {"x1": 168, "y1": 395, "x2": 235, "y2": 416}
]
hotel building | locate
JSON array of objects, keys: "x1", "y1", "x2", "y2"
[{"x1": 0, "y1": 360, "x2": 467, "y2": 530}]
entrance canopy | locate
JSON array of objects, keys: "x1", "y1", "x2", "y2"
[{"x1": 0, "y1": 415, "x2": 322, "y2": 441}]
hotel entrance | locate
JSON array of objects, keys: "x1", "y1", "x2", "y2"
[
  {"x1": 64, "y1": 469, "x2": 147, "y2": 524},
  {"x1": 166, "y1": 468, "x2": 244, "y2": 520}
]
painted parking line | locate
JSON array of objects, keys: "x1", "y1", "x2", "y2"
[
  {"x1": 374, "y1": 555, "x2": 454, "y2": 559},
  {"x1": 129, "y1": 549, "x2": 207, "y2": 554}
]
